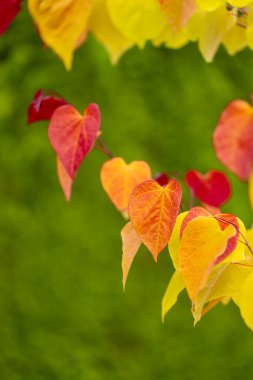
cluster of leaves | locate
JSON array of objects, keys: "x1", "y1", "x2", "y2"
[
  {"x1": 28, "y1": 89, "x2": 253, "y2": 332},
  {"x1": 2, "y1": 0, "x2": 253, "y2": 69}
]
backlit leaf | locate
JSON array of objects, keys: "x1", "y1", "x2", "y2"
[
  {"x1": 238, "y1": 272, "x2": 253, "y2": 331},
  {"x1": 162, "y1": 270, "x2": 185, "y2": 322},
  {"x1": 179, "y1": 216, "x2": 236, "y2": 300},
  {"x1": 129, "y1": 179, "x2": 182, "y2": 261},
  {"x1": 28, "y1": 0, "x2": 92, "y2": 69},
  {"x1": 101, "y1": 157, "x2": 151, "y2": 214},
  {"x1": 121, "y1": 222, "x2": 142, "y2": 290},
  {"x1": 213, "y1": 100, "x2": 253, "y2": 181},
  {"x1": 48, "y1": 103, "x2": 100, "y2": 179},
  {"x1": 159, "y1": 0, "x2": 196, "y2": 30},
  {"x1": 186, "y1": 169, "x2": 231, "y2": 207},
  {"x1": 27, "y1": 89, "x2": 67, "y2": 124},
  {"x1": 56, "y1": 156, "x2": 73, "y2": 201}
]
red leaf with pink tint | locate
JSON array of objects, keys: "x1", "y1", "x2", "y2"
[
  {"x1": 215, "y1": 213, "x2": 239, "y2": 263},
  {"x1": 0, "y1": 0, "x2": 22, "y2": 35},
  {"x1": 213, "y1": 100, "x2": 253, "y2": 181},
  {"x1": 27, "y1": 89, "x2": 67, "y2": 124},
  {"x1": 48, "y1": 103, "x2": 100, "y2": 179},
  {"x1": 186, "y1": 170, "x2": 231, "y2": 207},
  {"x1": 57, "y1": 156, "x2": 73, "y2": 201},
  {"x1": 154, "y1": 172, "x2": 169, "y2": 187}
]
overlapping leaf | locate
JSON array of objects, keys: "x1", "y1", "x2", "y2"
[
  {"x1": 129, "y1": 179, "x2": 182, "y2": 261},
  {"x1": 101, "y1": 157, "x2": 151, "y2": 214}
]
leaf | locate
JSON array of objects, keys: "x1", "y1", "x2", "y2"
[
  {"x1": 179, "y1": 216, "x2": 236, "y2": 300},
  {"x1": 186, "y1": 169, "x2": 231, "y2": 207},
  {"x1": 249, "y1": 170, "x2": 253, "y2": 210},
  {"x1": 159, "y1": 0, "x2": 196, "y2": 30},
  {"x1": 101, "y1": 157, "x2": 151, "y2": 214},
  {"x1": 48, "y1": 103, "x2": 101, "y2": 179},
  {"x1": 27, "y1": 89, "x2": 67, "y2": 124},
  {"x1": 238, "y1": 272, "x2": 253, "y2": 331},
  {"x1": 107, "y1": 0, "x2": 166, "y2": 47},
  {"x1": 213, "y1": 100, "x2": 253, "y2": 181},
  {"x1": 153, "y1": 172, "x2": 169, "y2": 187},
  {"x1": 180, "y1": 206, "x2": 211, "y2": 237},
  {"x1": 121, "y1": 222, "x2": 142, "y2": 290},
  {"x1": 196, "y1": 0, "x2": 223, "y2": 11},
  {"x1": 88, "y1": 0, "x2": 133, "y2": 64},
  {"x1": 56, "y1": 156, "x2": 73, "y2": 201},
  {"x1": 214, "y1": 213, "x2": 240, "y2": 263},
  {"x1": 0, "y1": 0, "x2": 22, "y2": 35},
  {"x1": 128, "y1": 179, "x2": 182, "y2": 261},
  {"x1": 28, "y1": 0, "x2": 92, "y2": 70},
  {"x1": 168, "y1": 211, "x2": 188, "y2": 270},
  {"x1": 162, "y1": 270, "x2": 185, "y2": 322}
]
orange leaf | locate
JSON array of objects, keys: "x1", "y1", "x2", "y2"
[
  {"x1": 100, "y1": 157, "x2": 151, "y2": 214},
  {"x1": 213, "y1": 100, "x2": 253, "y2": 181},
  {"x1": 179, "y1": 216, "x2": 236, "y2": 300},
  {"x1": 121, "y1": 222, "x2": 142, "y2": 290},
  {"x1": 56, "y1": 156, "x2": 73, "y2": 201},
  {"x1": 180, "y1": 206, "x2": 211, "y2": 237},
  {"x1": 48, "y1": 103, "x2": 100, "y2": 179},
  {"x1": 159, "y1": 0, "x2": 196, "y2": 30},
  {"x1": 128, "y1": 179, "x2": 182, "y2": 261}
]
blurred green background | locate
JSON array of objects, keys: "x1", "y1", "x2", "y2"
[{"x1": 0, "y1": 6, "x2": 253, "y2": 380}]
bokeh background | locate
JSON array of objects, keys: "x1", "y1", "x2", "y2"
[{"x1": 0, "y1": 6, "x2": 253, "y2": 380}]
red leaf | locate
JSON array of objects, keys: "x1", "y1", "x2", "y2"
[
  {"x1": 0, "y1": 0, "x2": 21, "y2": 35},
  {"x1": 213, "y1": 100, "x2": 253, "y2": 181},
  {"x1": 27, "y1": 89, "x2": 67, "y2": 124},
  {"x1": 48, "y1": 103, "x2": 100, "y2": 179},
  {"x1": 214, "y1": 213, "x2": 239, "y2": 263},
  {"x1": 186, "y1": 169, "x2": 231, "y2": 207},
  {"x1": 153, "y1": 172, "x2": 169, "y2": 187}
]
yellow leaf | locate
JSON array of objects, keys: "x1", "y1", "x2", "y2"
[
  {"x1": 88, "y1": 0, "x2": 133, "y2": 63},
  {"x1": 196, "y1": 0, "x2": 224, "y2": 11},
  {"x1": 107, "y1": 0, "x2": 167, "y2": 47},
  {"x1": 162, "y1": 270, "x2": 185, "y2": 322},
  {"x1": 121, "y1": 222, "x2": 142, "y2": 290},
  {"x1": 168, "y1": 212, "x2": 188, "y2": 270},
  {"x1": 239, "y1": 272, "x2": 253, "y2": 331},
  {"x1": 28, "y1": 0, "x2": 92, "y2": 70},
  {"x1": 179, "y1": 216, "x2": 236, "y2": 300},
  {"x1": 159, "y1": 0, "x2": 196, "y2": 30}
]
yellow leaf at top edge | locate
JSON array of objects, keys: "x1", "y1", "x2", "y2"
[
  {"x1": 107, "y1": 0, "x2": 167, "y2": 47},
  {"x1": 28, "y1": 0, "x2": 92, "y2": 70}
]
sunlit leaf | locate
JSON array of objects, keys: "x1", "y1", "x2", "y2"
[
  {"x1": 121, "y1": 222, "x2": 142, "y2": 290},
  {"x1": 101, "y1": 157, "x2": 151, "y2": 214},
  {"x1": 179, "y1": 216, "x2": 236, "y2": 300},
  {"x1": 162, "y1": 270, "x2": 185, "y2": 322},
  {"x1": 168, "y1": 212, "x2": 188, "y2": 270},
  {"x1": 48, "y1": 103, "x2": 100, "y2": 179},
  {"x1": 28, "y1": 0, "x2": 92, "y2": 69},
  {"x1": 56, "y1": 156, "x2": 73, "y2": 201},
  {"x1": 159, "y1": 0, "x2": 196, "y2": 30},
  {"x1": 238, "y1": 272, "x2": 253, "y2": 331},
  {"x1": 129, "y1": 179, "x2": 182, "y2": 261},
  {"x1": 213, "y1": 99, "x2": 253, "y2": 181}
]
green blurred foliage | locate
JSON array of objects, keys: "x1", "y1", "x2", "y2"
[{"x1": 0, "y1": 6, "x2": 253, "y2": 380}]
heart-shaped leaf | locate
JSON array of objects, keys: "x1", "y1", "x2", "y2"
[
  {"x1": 213, "y1": 100, "x2": 253, "y2": 181},
  {"x1": 186, "y1": 169, "x2": 231, "y2": 207},
  {"x1": 48, "y1": 103, "x2": 100, "y2": 179},
  {"x1": 28, "y1": 0, "x2": 92, "y2": 69},
  {"x1": 128, "y1": 179, "x2": 182, "y2": 261},
  {"x1": 56, "y1": 156, "x2": 73, "y2": 202},
  {"x1": 27, "y1": 89, "x2": 67, "y2": 124},
  {"x1": 101, "y1": 157, "x2": 151, "y2": 214}
]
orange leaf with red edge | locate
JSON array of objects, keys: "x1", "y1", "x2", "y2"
[
  {"x1": 48, "y1": 103, "x2": 100, "y2": 179},
  {"x1": 121, "y1": 222, "x2": 142, "y2": 290},
  {"x1": 128, "y1": 179, "x2": 182, "y2": 261},
  {"x1": 100, "y1": 157, "x2": 151, "y2": 214},
  {"x1": 214, "y1": 213, "x2": 239, "y2": 263},
  {"x1": 213, "y1": 100, "x2": 253, "y2": 181},
  {"x1": 159, "y1": 0, "x2": 196, "y2": 30},
  {"x1": 57, "y1": 157, "x2": 73, "y2": 202},
  {"x1": 179, "y1": 216, "x2": 236, "y2": 300},
  {"x1": 180, "y1": 206, "x2": 211, "y2": 237}
]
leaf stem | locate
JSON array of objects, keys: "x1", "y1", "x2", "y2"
[{"x1": 95, "y1": 137, "x2": 114, "y2": 159}]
